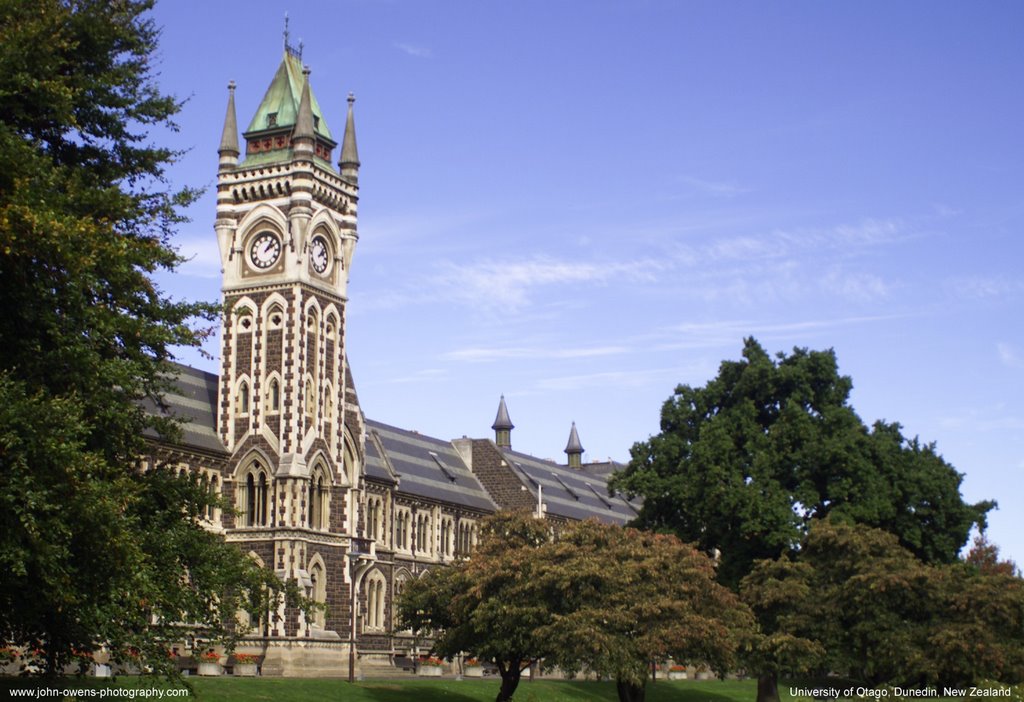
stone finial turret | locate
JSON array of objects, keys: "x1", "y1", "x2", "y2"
[
  {"x1": 218, "y1": 81, "x2": 239, "y2": 168},
  {"x1": 293, "y1": 67, "x2": 315, "y2": 144},
  {"x1": 565, "y1": 422, "x2": 584, "y2": 468},
  {"x1": 492, "y1": 395, "x2": 514, "y2": 449},
  {"x1": 339, "y1": 92, "x2": 360, "y2": 183}
]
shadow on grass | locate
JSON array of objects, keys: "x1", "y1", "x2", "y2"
[{"x1": 0, "y1": 675, "x2": 760, "y2": 702}]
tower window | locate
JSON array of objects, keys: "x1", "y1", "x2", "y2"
[
  {"x1": 241, "y1": 466, "x2": 269, "y2": 527},
  {"x1": 267, "y1": 378, "x2": 280, "y2": 413},
  {"x1": 238, "y1": 380, "x2": 250, "y2": 415},
  {"x1": 304, "y1": 379, "x2": 315, "y2": 416},
  {"x1": 267, "y1": 112, "x2": 278, "y2": 127}
]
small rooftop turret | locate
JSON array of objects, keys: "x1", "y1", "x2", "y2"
[
  {"x1": 218, "y1": 81, "x2": 239, "y2": 169},
  {"x1": 565, "y1": 422, "x2": 584, "y2": 468},
  {"x1": 492, "y1": 395, "x2": 514, "y2": 449},
  {"x1": 339, "y1": 93, "x2": 360, "y2": 183}
]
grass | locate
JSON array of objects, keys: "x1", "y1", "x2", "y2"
[
  {"x1": 0, "y1": 676, "x2": 765, "y2": 702},
  {"x1": 7, "y1": 676, "x2": 1013, "y2": 702},
  {"x1": 182, "y1": 676, "x2": 764, "y2": 702}
]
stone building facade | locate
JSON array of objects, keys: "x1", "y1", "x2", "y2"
[{"x1": 148, "y1": 44, "x2": 639, "y2": 677}]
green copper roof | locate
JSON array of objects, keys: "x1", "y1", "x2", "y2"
[{"x1": 244, "y1": 51, "x2": 333, "y2": 141}]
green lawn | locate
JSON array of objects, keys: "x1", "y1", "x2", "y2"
[
  {"x1": 184, "y1": 676, "x2": 765, "y2": 702},
  {"x1": 5, "y1": 677, "x2": 1014, "y2": 702},
  {"x1": 0, "y1": 676, "x2": 767, "y2": 702}
]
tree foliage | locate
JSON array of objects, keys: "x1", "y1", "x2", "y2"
[
  {"x1": 399, "y1": 512, "x2": 755, "y2": 702},
  {"x1": 0, "y1": 0, "x2": 296, "y2": 675},
  {"x1": 399, "y1": 512, "x2": 553, "y2": 702},
  {"x1": 742, "y1": 520, "x2": 1024, "y2": 690},
  {"x1": 610, "y1": 337, "x2": 993, "y2": 588},
  {"x1": 535, "y1": 520, "x2": 755, "y2": 702}
]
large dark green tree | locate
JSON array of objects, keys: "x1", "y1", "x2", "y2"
[
  {"x1": 609, "y1": 338, "x2": 994, "y2": 698},
  {"x1": 611, "y1": 338, "x2": 992, "y2": 585},
  {"x1": 0, "y1": 0, "x2": 296, "y2": 675}
]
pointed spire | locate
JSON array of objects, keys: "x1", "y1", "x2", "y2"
[
  {"x1": 492, "y1": 395, "x2": 514, "y2": 449},
  {"x1": 218, "y1": 81, "x2": 239, "y2": 166},
  {"x1": 293, "y1": 66, "x2": 315, "y2": 143},
  {"x1": 339, "y1": 92, "x2": 361, "y2": 183},
  {"x1": 565, "y1": 422, "x2": 584, "y2": 469}
]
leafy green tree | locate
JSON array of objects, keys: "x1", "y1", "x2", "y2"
[
  {"x1": 535, "y1": 520, "x2": 756, "y2": 702},
  {"x1": 400, "y1": 513, "x2": 756, "y2": 702},
  {"x1": 965, "y1": 531, "x2": 1020, "y2": 577},
  {"x1": 399, "y1": 512, "x2": 553, "y2": 702},
  {"x1": 0, "y1": 0, "x2": 298, "y2": 675},
  {"x1": 611, "y1": 338, "x2": 991, "y2": 586},
  {"x1": 743, "y1": 520, "x2": 1024, "y2": 693},
  {"x1": 609, "y1": 338, "x2": 993, "y2": 700}
]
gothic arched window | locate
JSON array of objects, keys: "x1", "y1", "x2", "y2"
[
  {"x1": 237, "y1": 380, "x2": 250, "y2": 415},
  {"x1": 365, "y1": 572, "x2": 387, "y2": 631},
  {"x1": 309, "y1": 559, "x2": 326, "y2": 628},
  {"x1": 308, "y1": 467, "x2": 329, "y2": 530},
  {"x1": 240, "y1": 463, "x2": 269, "y2": 527},
  {"x1": 267, "y1": 377, "x2": 280, "y2": 414}
]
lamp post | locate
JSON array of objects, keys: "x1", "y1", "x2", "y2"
[{"x1": 347, "y1": 538, "x2": 367, "y2": 684}]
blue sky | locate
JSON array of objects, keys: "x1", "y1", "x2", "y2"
[{"x1": 151, "y1": 1, "x2": 1024, "y2": 565}]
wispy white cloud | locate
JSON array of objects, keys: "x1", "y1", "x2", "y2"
[
  {"x1": 173, "y1": 237, "x2": 222, "y2": 279},
  {"x1": 380, "y1": 368, "x2": 448, "y2": 385},
  {"x1": 444, "y1": 345, "x2": 630, "y2": 362},
  {"x1": 432, "y1": 256, "x2": 665, "y2": 310},
  {"x1": 678, "y1": 175, "x2": 750, "y2": 198},
  {"x1": 998, "y1": 343, "x2": 1023, "y2": 368},
  {"x1": 395, "y1": 42, "x2": 433, "y2": 58},
  {"x1": 655, "y1": 315, "x2": 903, "y2": 350},
  {"x1": 819, "y1": 269, "x2": 890, "y2": 302},
  {"x1": 534, "y1": 368, "x2": 673, "y2": 392},
  {"x1": 939, "y1": 406, "x2": 1024, "y2": 433},
  {"x1": 947, "y1": 276, "x2": 1024, "y2": 300}
]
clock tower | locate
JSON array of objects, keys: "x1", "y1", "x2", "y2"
[{"x1": 214, "y1": 41, "x2": 367, "y2": 658}]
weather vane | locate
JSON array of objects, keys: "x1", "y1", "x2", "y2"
[{"x1": 283, "y1": 13, "x2": 303, "y2": 59}]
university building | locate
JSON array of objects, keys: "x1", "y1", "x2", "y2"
[{"x1": 147, "y1": 43, "x2": 638, "y2": 676}]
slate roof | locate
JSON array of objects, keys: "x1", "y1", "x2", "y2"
[
  {"x1": 142, "y1": 362, "x2": 226, "y2": 455},
  {"x1": 244, "y1": 51, "x2": 333, "y2": 141},
  {"x1": 365, "y1": 420, "x2": 497, "y2": 513},
  {"x1": 147, "y1": 365, "x2": 629, "y2": 522},
  {"x1": 499, "y1": 449, "x2": 639, "y2": 525}
]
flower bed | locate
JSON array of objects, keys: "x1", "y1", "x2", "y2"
[
  {"x1": 198, "y1": 651, "x2": 222, "y2": 676},
  {"x1": 417, "y1": 657, "x2": 445, "y2": 677}
]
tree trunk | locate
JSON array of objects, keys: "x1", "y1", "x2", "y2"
[
  {"x1": 495, "y1": 666, "x2": 523, "y2": 702},
  {"x1": 616, "y1": 679, "x2": 647, "y2": 702},
  {"x1": 757, "y1": 671, "x2": 781, "y2": 702}
]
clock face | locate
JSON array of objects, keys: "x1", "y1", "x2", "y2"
[
  {"x1": 249, "y1": 231, "x2": 281, "y2": 270},
  {"x1": 310, "y1": 235, "x2": 330, "y2": 274}
]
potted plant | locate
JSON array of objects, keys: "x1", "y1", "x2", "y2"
[
  {"x1": 198, "y1": 650, "x2": 222, "y2": 676},
  {"x1": 0, "y1": 647, "x2": 19, "y2": 675},
  {"x1": 463, "y1": 657, "x2": 484, "y2": 677},
  {"x1": 417, "y1": 656, "x2": 445, "y2": 677},
  {"x1": 232, "y1": 653, "x2": 259, "y2": 677},
  {"x1": 668, "y1": 664, "x2": 688, "y2": 680}
]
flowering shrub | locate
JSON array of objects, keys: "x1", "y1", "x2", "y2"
[
  {"x1": 419, "y1": 656, "x2": 444, "y2": 667},
  {"x1": 200, "y1": 651, "x2": 221, "y2": 662},
  {"x1": 464, "y1": 658, "x2": 479, "y2": 666},
  {"x1": 669, "y1": 664, "x2": 686, "y2": 672},
  {"x1": 0, "y1": 648, "x2": 19, "y2": 663},
  {"x1": 233, "y1": 653, "x2": 259, "y2": 664}
]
